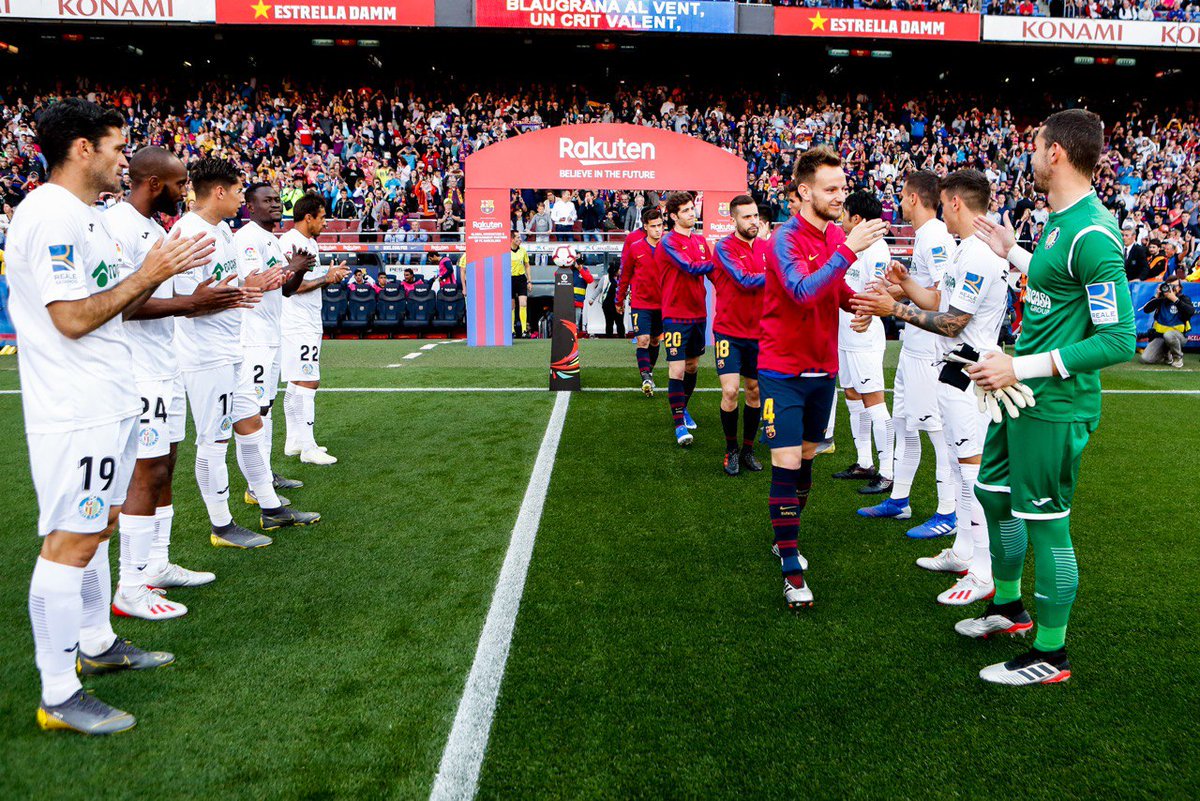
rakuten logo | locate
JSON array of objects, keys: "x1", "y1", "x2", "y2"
[{"x1": 558, "y1": 136, "x2": 657, "y2": 166}]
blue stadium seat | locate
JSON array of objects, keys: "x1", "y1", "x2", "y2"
[
  {"x1": 374, "y1": 286, "x2": 405, "y2": 334},
  {"x1": 433, "y1": 286, "x2": 466, "y2": 329},
  {"x1": 322, "y1": 284, "x2": 348, "y2": 332},
  {"x1": 341, "y1": 286, "x2": 376, "y2": 334},
  {"x1": 403, "y1": 285, "x2": 435, "y2": 330}
]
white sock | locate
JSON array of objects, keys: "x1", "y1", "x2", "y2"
[
  {"x1": 949, "y1": 462, "x2": 973, "y2": 561},
  {"x1": 866, "y1": 403, "x2": 894, "y2": 480},
  {"x1": 149, "y1": 505, "x2": 173, "y2": 572},
  {"x1": 236, "y1": 428, "x2": 281, "y2": 509},
  {"x1": 928, "y1": 429, "x2": 957, "y2": 515},
  {"x1": 29, "y1": 557, "x2": 85, "y2": 706},
  {"x1": 959, "y1": 463, "x2": 992, "y2": 582},
  {"x1": 298, "y1": 385, "x2": 317, "y2": 448},
  {"x1": 79, "y1": 540, "x2": 117, "y2": 657},
  {"x1": 847, "y1": 398, "x2": 871, "y2": 468},
  {"x1": 261, "y1": 410, "x2": 275, "y2": 468},
  {"x1": 117, "y1": 513, "x2": 155, "y2": 593},
  {"x1": 891, "y1": 418, "x2": 921, "y2": 501},
  {"x1": 283, "y1": 384, "x2": 306, "y2": 449},
  {"x1": 196, "y1": 442, "x2": 233, "y2": 527},
  {"x1": 824, "y1": 392, "x2": 837, "y2": 440}
]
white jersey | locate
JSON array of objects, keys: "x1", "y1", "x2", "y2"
[
  {"x1": 279, "y1": 227, "x2": 326, "y2": 336},
  {"x1": 5, "y1": 184, "x2": 140, "y2": 434},
  {"x1": 937, "y1": 234, "x2": 1010, "y2": 356},
  {"x1": 173, "y1": 211, "x2": 241, "y2": 370},
  {"x1": 107, "y1": 201, "x2": 177, "y2": 381},
  {"x1": 839, "y1": 237, "x2": 889, "y2": 353},
  {"x1": 235, "y1": 221, "x2": 286, "y2": 348},
  {"x1": 902, "y1": 218, "x2": 956, "y2": 359}
]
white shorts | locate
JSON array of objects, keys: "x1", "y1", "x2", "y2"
[
  {"x1": 27, "y1": 416, "x2": 139, "y2": 537},
  {"x1": 183, "y1": 364, "x2": 255, "y2": 444},
  {"x1": 241, "y1": 345, "x2": 281, "y2": 406},
  {"x1": 134, "y1": 375, "x2": 187, "y2": 459},
  {"x1": 281, "y1": 334, "x2": 321, "y2": 382},
  {"x1": 893, "y1": 350, "x2": 942, "y2": 431},
  {"x1": 938, "y1": 382, "x2": 989, "y2": 460},
  {"x1": 838, "y1": 348, "x2": 886, "y2": 395}
]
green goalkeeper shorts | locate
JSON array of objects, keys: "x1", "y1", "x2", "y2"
[{"x1": 977, "y1": 413, "x2": 1098, "y2": 520}]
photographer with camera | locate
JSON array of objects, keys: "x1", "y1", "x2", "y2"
[{"x1": 1139, "y1": 278, "x2": 1193, "y2": 368}]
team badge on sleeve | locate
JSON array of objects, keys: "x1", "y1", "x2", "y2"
[
  {"x1": 930, "y1": 245, "x2": 948, "y2": 264},
  {"x1": 1086, "y1": 282, "x2": 1119, "y2": 325},
  {"x1": 961, "y1": 272, "x2": 984, "y2": 299},
  {"x1": 49, "y1": 244, "x2": 76, "y2": 271}
]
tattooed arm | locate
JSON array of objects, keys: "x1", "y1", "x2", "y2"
[{"x1": 890, "y1": 301, "x2": 973, "y2": 337}]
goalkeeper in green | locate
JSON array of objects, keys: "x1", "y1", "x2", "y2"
[{"x1": 957, "y1": 109, "x2": 1136, "y2": 685}]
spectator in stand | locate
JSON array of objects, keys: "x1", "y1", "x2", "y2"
[
  {"x1": 1139, "y1": 279, "x2": 1193, "y2": 368},
  {"x1": 552, "y1": 190, "x2": 578, "y2": 242},
  {"x1": 579, "y1": 190, "x2": 605, "y2": 243},
  {"x1": 383, "y1": 219, "x2": 405, "y2": 267},
  {"x1": 1123, "y1": 221, "x2": 1150, "y2": 280},
  {"x1": 529, "y1": 200, "x2": 553, "y2": 267},
  {"x1": 1144, "y1": 240, "x2": 1166, "y2": 280},
  {"x1": 624, "y1": 193, "x2": 646, "y2": 231},
  {"x1": 437, "y1": 199, "x2": 463, "y2": 235}
]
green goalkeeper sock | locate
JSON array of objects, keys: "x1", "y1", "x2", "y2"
[
  {"x1": 1028, "y1": 515, "x2": 1077, "y2": 652},
  {"x1": 977, "y1": 485, "x2": 1027, "y2": 605}
]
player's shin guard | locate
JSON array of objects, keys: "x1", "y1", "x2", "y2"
[
  {"x1": 742, "y1": 404, "x2": 761, "y2": 451},
  {"x1": 636, "y1": 347, "x2": 651, "y2": 375},
  {"x1": 928, "y1": 429, "x2": 957, "y2": 515},
  {"x1": 260, "y1": 410, "x2": 274, "y2": 467},
  {"x1": 1029, "y1": 516, "x2": 1076, "y2": 652},
  {"x1": 29, "y1": 557, "x2": 85, "y2": 705},
  {"x1": 683, "y1": 370, "x2": 698, "y2": 406},
  {"x1": 117, "y1": 514, "x2": 155, "y2": 593},
  {"x1": 79, "y1": 540, "x2": 117, "y2": 657},
  {"x1": 847, "y1": 398, "x2": 871, "y2": 469},
  {"x1": 235, "y1": 429, "x2": 282, "y2": 510},
  {"x1": 892, "y1": 418, "x2": 921, "y2": 499},
  {"x1": 866, "y1": 403, "x2": 894, "y2": 480},
  {"x1": 195, "y1": 442, "x2": 233, "y2": 527},
  {"x1": 720, "y1": 407, "x2": 738, "y2": 452},
  {"x1": 957, "y1": 463, "x2": 991, "y2": 581},
  {"x1": 668, "y1": 379, "x2": 686, "y2": 427},
  {"x1": 949, "y1": 463, "x2": 972, "y2": 562},
  {"x1": 977, "y1": 485, "x2": 1026, "y2": 605},
  {"x1": 769, "y1": 465, "x2": 803, "y2": 583},
  {"x1": 149, "y1": 505, "x2": 173, "y2": 573}
]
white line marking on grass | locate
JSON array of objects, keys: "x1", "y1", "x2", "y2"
[
  {"x1": 403, "y1": 352, "x2": 423, "y2": 360},
  {"x1": 420, "y1": 343, "x2": 440, "y2": 350},
  {"x1": 430, "y1": 391, "x2": 571, "y2": 801}
]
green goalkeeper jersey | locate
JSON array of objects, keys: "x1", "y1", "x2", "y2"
[{"x1": 1016, "y1": 191, "x2": 1136, "y2": 423}]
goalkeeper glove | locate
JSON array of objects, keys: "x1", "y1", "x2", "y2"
[{"x1": 941, "y1": 344, "x2": 1036, "y2": 423}]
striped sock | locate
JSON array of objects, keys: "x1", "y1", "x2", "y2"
[
  {"x1": 770, "y1": 465, "x2": 803, "y2": 585},
  {"x1": 683, "y1": 370, "x2": 697, "y2": 406},
  {"x1": 648, "y1": 343, "x2": 660, "y2": 368},
  {"x1": 668, "y1": 378, "x2": 686, "y2": 427},
  {"x1": 636, "y1": 348, "x2": 651, "y2": 375}
]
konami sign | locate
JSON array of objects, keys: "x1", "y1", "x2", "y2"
[
  {"x1": 0, "y1": 0, "x2": 216, "y2": 21},
  {"x1": 983, "y1": 16, "x2": 1200, "y2": 49},
  {"x1": 558, "y1": 136, "x2": 657, "y2": 166}
]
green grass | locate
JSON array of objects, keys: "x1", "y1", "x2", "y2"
[{"x1": 0, "y1": 339, "x2": 1196, "y2": 799}]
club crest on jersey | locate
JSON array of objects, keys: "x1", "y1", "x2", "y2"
[
  {"x1": 717, "y1": 359, "x2": 725, "y2": 369},
  {"x1": 301, "y1": 363, "x2": 316, "y2": 376},
  {"x1": 219, "y1": 416, "x2": 233, "y2": 435},
  {"x1": 961, "y1": 272, "x2": 984, "y2": 298},
  {"x1": 1044, "y1": 227, "x2": 1061, "y2": 250},
  {"x1": 1087, "y1": 282, "x2": 1119, "y2": 325},
  {"x1": 139, "y1": 426, "x2": 160, "y2": 447},
  {"x1": 78, "y1": 495, "x2": 105, "y2": 521},
  {"x1": 765, "y1": 424, "x2": 776, "y2": 440},
  {"x1": 255, "y1": 385, "x2": 266, "y2": 400},
  {"x1": 480, "y1": 199, "x2": 495, "y2": 215}
]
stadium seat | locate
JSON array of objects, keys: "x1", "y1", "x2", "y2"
[
  {"x1": 403, "y1": 285, "x2": 436, "y2": 330},
  {"x1": 341, "y1": 286, "x2": 376, "y2": 335},
  {"x1": 433, "y1": 286, "x2": 466, "y2": 329},
  {"x1": 321, "y1": 284, "x2": 348, "y2": 332},
  {"x1": 374, "y1": 286, "x2": 405, "y2": 334}
]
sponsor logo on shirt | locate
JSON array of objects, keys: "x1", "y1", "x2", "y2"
[
  {"x1": 960, "y1": 272, "x2": 984, "y2": 298},
  {"x1": 92, "y1": 260, "x2": 119, "y2": 288},
  {"x1": 78, "y1": 495, "x2": 106, "y2": 521},
  {"x1": 930, "y1": 245, "x2": 948, "y2": 264},
  {"x1": 49, "y1": 244, "x2": 76, "y2": 271},
  {"x1": 1086, "y1": 281, "x2": 1119, "y2": 325},
  {"x1": 1044, "y1": 227, "x2": 1061, "y2": 250},
  {"x1": 244, "y1": 246, "x2": 258, "y2": 259},
  {"x1": 1026, "y1": 286, "x2": 1053, "y2": 315}
]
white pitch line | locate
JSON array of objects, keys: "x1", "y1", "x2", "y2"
[
  {"x1": 403, "y1": 352, "x2": 423, "y2": 360},
  {"x1": 420, "y1": 343, "x2": 440, "y2": 351},
  {"x1": 430, "y1": 391, "x2": 571, "y2": 801}
]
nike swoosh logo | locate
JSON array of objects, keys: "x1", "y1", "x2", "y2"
[{"x1": 1032, "y1": 498, "x2": 1053, "y2": 507}]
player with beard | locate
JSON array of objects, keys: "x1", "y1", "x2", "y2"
[
  {"x1": 106, "y1": 147, "x2": 247, "y2": 619},
  {"x1": 758, "y1": 146, "x2": 887, "y2": 609},
  {"x1": 710, "y1": 194, "x2": 768, "y2": 476}
]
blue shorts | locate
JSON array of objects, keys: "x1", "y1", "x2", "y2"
[
  {"x1": 663, "y1": 319, "x2": 706, "y2": 362},
  {"x1": 631, "y1": 307, "x2": 663, "y2": 339},
  {"x1": 714, "y1": 332, "x2": 758, "y2": 378},
  {"x1": 758, "y1": 373, "x2": 836, "y2": 449}
]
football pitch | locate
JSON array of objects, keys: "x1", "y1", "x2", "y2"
[{"x1": 0, "y1": 339, "x2": 1196, "y2": 799}]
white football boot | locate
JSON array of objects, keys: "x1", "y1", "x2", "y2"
[
  {"x1": 301, "y1": 447, "x2": 338, "y2": 465},
  {"x1": 112, "y1": 587, "x2": 187, "y2": 620},
  {"x1": 916, "y1": 548, "x2": 970, "y2": 575},
  {"x1": 937, "y1": 573, "x2": 996, "y2": 606}
]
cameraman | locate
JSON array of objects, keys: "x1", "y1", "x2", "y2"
[{"x1": 1139, "y1": 278, "x2": 1193, "y2": 368}]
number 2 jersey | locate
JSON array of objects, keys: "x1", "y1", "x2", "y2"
[
  {"x1": 235, "y1": 220, "x2": 287, "y2": 349},
  {"x1": 106, "y1": 201, "x2": 176, "y2": 381},
  {"x1": 173, "y1": 211, "x2": 241, "y2": 371},
  {"x1": 1017, "y1": 191, "x2": 1135, "y2": 422},
  {"x1": 4, "y1": 184, "x2": 140, "y2": 433}
]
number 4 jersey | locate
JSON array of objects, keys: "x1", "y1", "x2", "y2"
[{"x1": 1017, "y1": 191, "x2": 1136, "y2": 422}]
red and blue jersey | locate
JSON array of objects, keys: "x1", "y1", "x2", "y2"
[
  {"x1": 759, "y1": 213, "x2": 857, "y2": 377},
  {"x1": 655, "y1": 229, "x2": 714, "y2": 321},
  {"x1": 617, "y1": 229, "x2": 662, "y2": 310},
  {"x1": 711, "y1": 234, "x2": 767, "y2": 341}
]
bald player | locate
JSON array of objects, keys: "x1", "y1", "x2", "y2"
[{"x1": 107, "y1": 147, "x2": 245, "y2": 619}]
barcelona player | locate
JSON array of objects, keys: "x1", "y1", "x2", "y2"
[{"x1": 615, "y1": 208, "x2": 666, "y2": 395}]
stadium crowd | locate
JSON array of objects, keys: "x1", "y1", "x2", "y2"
[{"x1": 1, "y1": 80, "x2": 1199, "y2": 282}]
